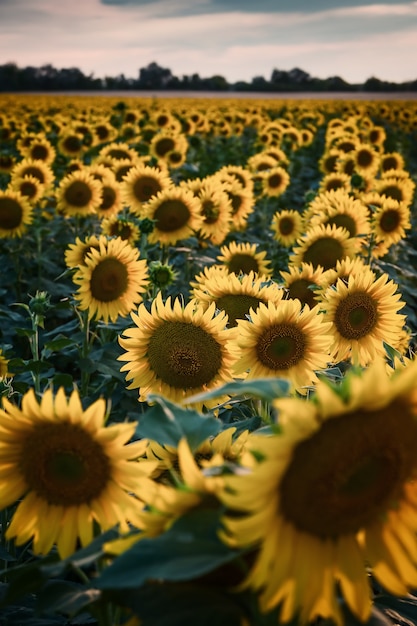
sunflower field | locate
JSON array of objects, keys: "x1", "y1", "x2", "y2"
[{"x1": 1, "y1": 93, "x2": 417, "y2": 626}]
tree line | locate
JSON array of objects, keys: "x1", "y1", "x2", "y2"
[{"x1": 1, "y1": 61, "x2": 416, "y2": 92}]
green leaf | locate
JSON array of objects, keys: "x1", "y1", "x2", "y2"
[
  {"x1": 136, "y1": 395, "x2": 221, "y2": 452},
  {"x1": 184, "y1": 378, "x2": 291, "y2": 404},
  {"x1": 96, "y1": 508, "x2": 242, "y2": 590},
  {"x1": 43, "y1": 335, "x2": 77, "y2": 351}
]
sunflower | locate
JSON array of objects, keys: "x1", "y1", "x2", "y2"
[
  {"x1": 118, "y1": 294, "x2": 236, "y2": 410},
  {"x1": 101, "y1": 216, "x2": 140, "y2": 246},
  {"x1": 380, "y1": 152, "x2": 405, "y2": 174},
  {"x1": 195, "y1": 179, "x2": 232, "y2": 245},
  {"x1": 260, "y1": 166, "x2": 290, "y2": 198},
  {"x1": 318, "y1": 268, "x2": 406, "y2": 366},
  {"x1": 149, "y1": 131, "x2": 188, "y2": 163},
  {"x1": 98, "y1": 142, "x2": 138, "y2": 163},
  {"x1": 371, "y1": 198, "x2": 411, "y2": 246},
  {"x1": 57, "y1": 131, "x2": 85, "y2": 158},
  {"x1": 0, "y1": 153, "x2": 15, "y2": 174},
  {"x1": 11, "y1": 158, "x2": 54, "y2": 190},
  {"x1": 0, "y1": 189, "x2": 33, "y2": 238},
  {"x1": 271, "y1": 209, "x2": 304, "y2": 247},
  {"x1": 9, "y1": 175, "x2": 45, "y2": 205},
  {"x1": 216, "y1": 164, "x2": 254, "y2": 195},
  {"x1": 65, "y1": 235, "x2": 101, "y2": 269},
  {"x1": 95, "y1": 176, "x2": 123, "y2": 219},
  {"x1": 289, "y1": 224, "x2": 357, "y2": 272},
  {"x1": 111, "y1": 158, "x2": 139, "y2": 184},
  {"x1": 143, "y1": 186, "x2": 203, "y2": 246},
  {"x1": 318, "y1": 172, "x2": 352, "y2": 194},
  {"x1": 192, "y1": 268, "x2": 284, "y2": 327},
  {"x1": 23, "y1": 136, "x2": 56, "y2": 165},
  {"x1": 217, "y1": 241, "x2": 272, "y2": 277},
  {"x1": 0, "y1": 387, "x2": 154, "y2": 559},
  {"x1": 92, "y1": 120, "x2": 118, "y2": 145},
  {"x1": 121, "y1": 165, "x2": 172, "y2": 217},
  {"x1": 56, "y1": 170, "x2": 103, "y2": 218},
  {"x1": 375, "y1": 174, "x2": 415, "y2": 208},
  {"x1": 319, "y1": 149, "x2": 342, "y2": 175},
  {"x1": 0, "y1": 349, "x2": 12, "y2": 379},
  {"x1": 229, "y1": 299, "x2": 332, "y2": 390},
  {"x1": 280, "y1": 263, "x2": 332, "y2": 309},
  {"x1": 220, "y1": 358, "x2": 417, "y2": 625},
  {"x1": 221, "y1": 179, "x2": 255, "y2": 231},
  {"x1": 73, "y1": 236, "x2": 149, "y2": 323}
]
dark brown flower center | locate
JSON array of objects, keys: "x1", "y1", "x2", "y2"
[
  {"x1": 256, "y1": 323, "x2": 306, "y2": 370},
  {"x1": 90, "y1": 257, "x2": 129, "y2": 302},
  {"x1": 334, "y1": 291, "x2": 378, "y2": 339}
]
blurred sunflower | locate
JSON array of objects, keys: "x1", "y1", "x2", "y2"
[
  {"x1": 271, "y1": 209, "x2": 304, "y2": 247},
  {"x1": 95, "y1": 176, "x2": 123, "y2": 219},
  {"x1": 192, "y1": 268, "x2": 284, "y2": 327},
  {"x1": 371, "y1": 198, "x2": 411, "y2": 246},
  {"x1": 99, "y1": 142, "x2": 138, "y2": 163},
  {"x1": 11, "y1": 158, "x2": 54, "y2": 190},
  {"x1": 318, "y1": 268, "x2": 406, "y2": 366},
  {"x1": 375, "y1": 173, "x2": 415, "y2": 207},
  {"x1": 217, "y1": 241, "x2": 272, "y2": 277},
  {"x1": 289, "y1": 224, "x2": 357, "y2": 272},
  {"x1": 0, "y1": 189, "x2": 33, "y2": 238},
  {"x1": 101, "y1": 216, "x2": 140, "y2": 246},
  {"x1": 65, "y1": 235, "x2": 101, "y2": 269},
  {"x1": 73, "y1": 236, "x2": 149, "y2": 323},
  {"x1": 380, "y1": 151, "x2": 405, "y2": 174},
  {"x1": 121, "y1": 165, "x2": 172, "y2": 217},
  {"x1": 149, "y1": 131, "x2": 188, "y2": 163},
  {"x1": 22, "y1": 136, "x2": 56, "y2": 165},
  {"x1": 221, "y1": 179, "x2": 254, "y2": 231},
  {"x1": 260, "y1": 166, "x2": 290, "y2": 198},
  {"x1": 195, "y1": 179, "x2": 232, "y2": 245},
  {"x1": 9, "y1": 174, "x2": 45, "y2": 205},
  {"x1": 118, "y1": 294, "x2": 236, "y2": 410},
  {"x1": 318, "y1": 172, "x2": 351, "y2": 194},
  {"x1": 143, "y1": 186, "x2": 203, "y2": 246},
  {"x1": 351, "y1": 143, "x2": 380, "y2": 177},
  {"x1": 280, "y1": 263, "x2": 332, "y2": 309},
  {"x1": 0, "y1": 349, "x2": 12, "y2": 379},
  {"x1": 220, "y1": 358, "x2": 417, "y2": 625},
  {"x1": 0, "y1": 387, "x2": 154, "y2": 559},
  {"x1": 57, "y1": 131, "x2": 85, "y2": 159},
  {"x1": 216, "y1": 164, "x2": 254, "y2": 195},
  {"x1": 56, "y1": 170, "x2": 102, "y2": 218},
  {"x1": 230, "y1": 299, "x2": 332, "y2": 390},
  {"x1": 308, "y1": 189, "x2": 370, "y2": 247}
]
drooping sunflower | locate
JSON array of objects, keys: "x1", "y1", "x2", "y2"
[
  {"x1": 280, "y1": 263, "x2": 333, "y2": 309},
  {"x1": 217, "y1": 241, "x2": 272, "y2": 277},
  {"x1": 195, "y1": 178, "x2": 232, "y2": 245},
  {"x1": 118, "y1": 294, "x2": 236, "y2": 410},
  {"x1": 371, "y1": 198, "x2": 411, "y2": 246},
  {"x1": 192, "y1": 268, "x2": 284, "y2": 327},
  {"x1": 121, "y1": 164, "x2": 172, "y2": 217},
  {"x1": 56, "y1": 170, "x2": 103, "y2": 218},
  {"x1": 289, "y1": 224, "x2": 357, "y2": 272},
  {"x1": 101, "y1": 216, "x2": 140, "y2": 246},
  {"x1": 271, "y1": 209, "x2": 304, "y2": 247},
  {"x1": 142, "y1": 186, "x2": 203, "y2": 246},
  {"x1": 0, "y1": 387, "x2": 156, "y2": 559},
  {"x1": 220, "y1": 358, "x2": 417, "y2": 625},
  {"x1": 229, "y1": 299, "x2": 332, "y2": 390},
  {"x1": 65, "y1": 235, "x2": 101, "y2": 269},
  {"x1": 0, "y1": 189, "x2": 33, "y2": 238},
  {"x1": 72, "y1": 236, "x2": 149, "y2": 323},
  {"x1": 318, "y1": 268, "x2": 406, "y2": 366}
]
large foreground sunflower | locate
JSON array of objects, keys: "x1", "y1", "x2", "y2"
[
  {"x1": 230, "y1": 299, "x2": 332, "y2": 390},
  {"x1": 72, "y1": 236, "x2": 149, "y2": 323},
  {"x1": 318, "y1": 268, "x2": 406, "y2": 366},
  {"x1": 220, "y1": 358, "x2": 417, "y2": 625},
  {"x1": 0, "y1": 388, "x2": 154, "y2": 559},
  {"x1": 118, "y1": 293, "x2": 236, "y2": 410}
]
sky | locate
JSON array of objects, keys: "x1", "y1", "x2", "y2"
[{"x1": 1, "y1": 0, "x2": 417, "y2": 85}]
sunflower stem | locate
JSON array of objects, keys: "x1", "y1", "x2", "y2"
[{"x1": 80, "y1": 310, "x2": 91, "y2": 397}]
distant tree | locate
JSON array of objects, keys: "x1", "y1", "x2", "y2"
[{"x1": 138, "y1": 62, "x2": 174, "y2": 89}]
